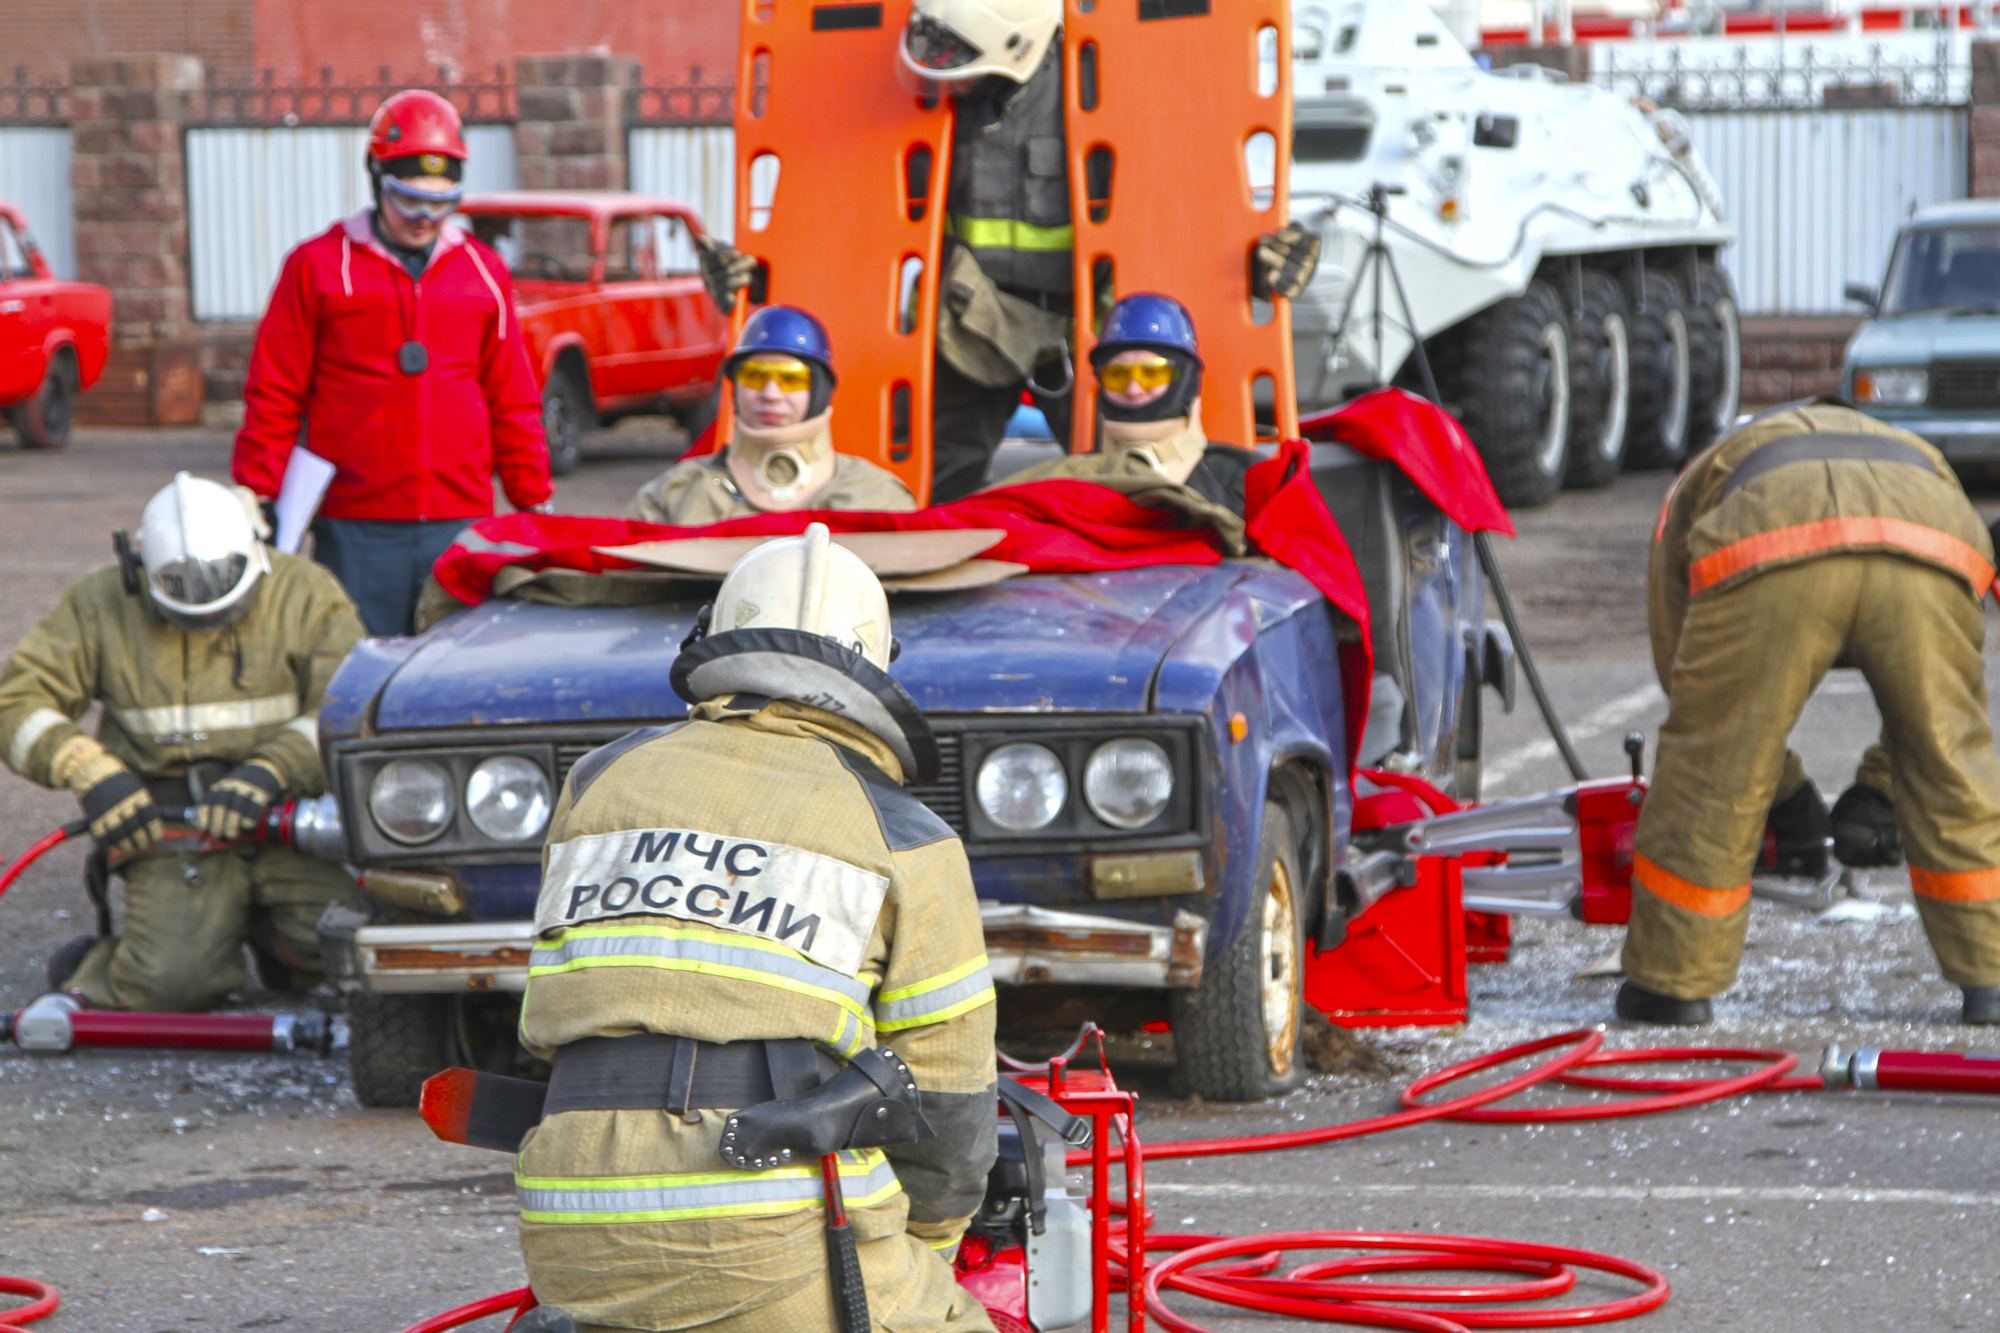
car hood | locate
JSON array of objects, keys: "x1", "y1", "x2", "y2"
[
  {"x1": 1847, "y1": 309, "x2": 2000, "y2": 364},
  {"x1": 369, "y1": 565, "x2": 1256, "y2": 731}
]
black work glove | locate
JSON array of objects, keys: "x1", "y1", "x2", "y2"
[
  {"x1": 694, "y1": 233, "x2": 756, "y2": 314},
  {"x1": 73, "y1": 757, "x2": 164, "y2": 860},
  {"x1": 1831, "y1": 783, "x2": 1902, "y2": 868},
  {"x1": 1761, "y1": 779, "x2": 1831, "y2": 878},
  {"x1": 1253, "y1": 222, "x2": 1322, "y2": 302},
  {"x1": 195, "y1": 759, "x2": 285, "y2": 842}
]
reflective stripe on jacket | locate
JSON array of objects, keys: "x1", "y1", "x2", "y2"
[
  {"x1": 0, "y1": 553, "x2": 365, "y2": 793},
  {"x1": 516, "y1": 1147, "x2": 901, "y2": 1225}
]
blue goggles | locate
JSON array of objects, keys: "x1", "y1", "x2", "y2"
[{"x1": 382, "y1": 176, "x2": 464, "y2": 221}]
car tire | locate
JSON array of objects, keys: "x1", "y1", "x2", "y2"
[
  {"x1": 346, "y1": 992, "x2": 453, "y2": 1108},
  {"x1": 541, "y1": 371, "x2": 592, "y2": 478},
  {"x1": 1624, "y1": 269, "x2": 1692, "y2": 470},
  {"x1": 1563, "y1": 270, "x2": 1632, "y2": 490},
  {"x1": 9, "y1": 347, "x2": 79, "y2": 450},
  {"x1": 674, "y1": 384, "x2": 721, "y2": 447},
  {"x1": 1173, "y1": 802, "x2": 1309, "y2": 1102},
  {"x1": 1685, "y1": 261, "x2": 1741, "y2": 451},
  {"x1": 1431, "y1": 281, "x2": 1571, "y2": 509}
]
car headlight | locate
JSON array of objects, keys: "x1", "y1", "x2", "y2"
[
  {"x1": 1853, "y1": 366, "x2": 1927, "y2": 406},
  {"x1": 369, "y1": 758, "x2": 454, "y2": 845},
  {"x1": 1084, "y1": 738, "x2": 1175, "y2": 829},
  {"x1": 465, "y1": 755, "x2": 552, "y2": 842},
  {"x1": 976, "y1": 743, "x2": 1068, "y2": 831}
]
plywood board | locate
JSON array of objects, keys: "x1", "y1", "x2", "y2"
[{"x1": 597, "y1": 528, "x2": 1008, "y2": 577}]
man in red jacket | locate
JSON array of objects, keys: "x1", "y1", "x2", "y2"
[{"x1": 232, "y1": 90, "x2": 552, "y2": 637}]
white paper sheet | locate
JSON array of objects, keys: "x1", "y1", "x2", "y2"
[{"x1": 274, "y1": 446, "x2": 336, "y2": 554}]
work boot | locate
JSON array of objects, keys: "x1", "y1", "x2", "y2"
[
  {"x1": 509, "y1": 1308, "x2": 578, "y2": 1333},
  {"x1": 1614, "y1": 980, "x2": 1713, "y2": 1026},
  {"x1": 1964, "y1": 987, "x2": 2000, "y2": 1026},
  {"x1": 46, "y1": 935, "x2": 99, "y2": 992},
  {"x1": 1761, "y1": 781, "x2": 1831, "y2": 878},
  {"x1": 1831, "y1": 784, "x2": 1903, "y2": 868}
]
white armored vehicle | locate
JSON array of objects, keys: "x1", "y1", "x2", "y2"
[{"x1": 1287, "y1": 0, "x2": 1737, "y2": 505}]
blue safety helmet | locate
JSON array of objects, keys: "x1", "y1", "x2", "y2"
[
  {"x1": 725, "y1": 305, "x2": 837, "y2": 419},
  {"x1": 726, "y1": 305, "x2": 836, "y2": 382},
  {"x1": 1089, "y1": 293, "x2": 1203, "y2": 369}
]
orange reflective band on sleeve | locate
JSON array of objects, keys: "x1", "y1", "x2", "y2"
[
  {"x1": 1909, "y1": 865, "x2": 2000, "y2": 903},
  {"x1": 1632, "y1": 854, "x2": 1752, "y2": 917},
  {"x1": 1688, "y1": 518, "x2": 1997, "y2": 597}
]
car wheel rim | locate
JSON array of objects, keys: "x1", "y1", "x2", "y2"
[
  {"x1": 1535, "y1": 322, "x2": 1570, "y2": 478},
  {"x1": 1664, "y1": 310, "x2": 1690, "y2": 451},
  {"x1": 1261, "y1": 856, "x2": 1301, "y2": 1077},
  {"x1": 1598, "y1": 314, "x2": 1629, "y2": 464}
]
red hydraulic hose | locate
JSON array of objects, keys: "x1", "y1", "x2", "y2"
[
  {"x1": 0, "y1": 1276, "x2": 59, "y2": 1333},
  {"x1": 0, "y1": 823, "x2": 81, "y2": 903},
  {"x1": 394, "y1": 1288, "x2": 532, "y2": 1333}
]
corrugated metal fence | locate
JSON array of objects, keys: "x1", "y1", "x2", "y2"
[
  {"x1": 1685, "y1": 106, "x2": 1968, "y2": 316},
  {"x1": 0, "y1": 127, "x2": 75, "y2": 279},
  {"x1": 629, "y1": 126, "x2": 735, "y2": 242},
  {"x1": 187, "y1": 124, "x2": 517, "y2": 321}
]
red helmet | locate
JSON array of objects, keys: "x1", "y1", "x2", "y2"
[{"x1": 367, "y1": 90, "x2": 467, "y2": 165}]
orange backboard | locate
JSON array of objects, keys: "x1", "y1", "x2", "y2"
[
  {"x1": 1063, "y1": 0, "x2": 1296, "y2": 452},
  {"x1": 730, "y1": 0, "x2": 952, "y2": 500}
]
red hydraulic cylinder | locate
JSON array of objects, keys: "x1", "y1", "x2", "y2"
[
  {"x1": 2, "y1": 994, "x2": 331, "y2": 1055},
  {"x1": 1821, "y1": 1045, "x2": 2000, "y2": 1094}
]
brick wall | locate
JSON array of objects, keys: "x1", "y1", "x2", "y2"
[
  {"x1": 514, "y1": 55, "x2": 639, "y2": 191},
  {"x1": 1738, "y1": 316, "x2": 1862, "y2": 409}
]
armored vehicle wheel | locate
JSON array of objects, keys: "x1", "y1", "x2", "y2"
[
  {"x1": 1624, "y1": 270, "x2": 1692, "y2": 470},
  {"x1": 9, "y1": 348, "x2": 78, "y2": 450},
  {"x1": 347, "y1": 992, "x2": 453, "y2": 1108},
  {"x1": 1685, "y1": 262, "x2": 1741, "y2": 451},
  {"x1": 1173, "y1": 803, "x2": 1308, "y2": 1101},
  {"x1": 1563, "y1": 270, "x2": 1631, "y2": 490},
  {"x1": 541, "y1": 370, "x2": 591, "y2": 477},
  {"x1": 1433, "y1": 281, "x2": 1571, "y2": 509}
]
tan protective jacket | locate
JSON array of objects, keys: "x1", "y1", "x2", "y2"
[
  {"x1": 515, "y1": 696, "x2": 997, "y2": 1330},
  {"x1": 987, "y1": 447, "x2": 1249, "y2": 555},
  {"x1": 628, "y1": 452, "x2": 919, "y2": 526},
  {"x1": 0, "y1": 553, "x2": 364, "y2": 795},
  {"x1": 1649, "y1": 402, "x2": 1995, "y2": 681}
]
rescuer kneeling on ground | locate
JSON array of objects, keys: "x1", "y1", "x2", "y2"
[
  {"x1": 627, "y1": 306, "x2": 917, "y2": 523},
  {"x1": 0, "y1": 474, "x2": 366, "y2": 1011},
  {"x1": 1621, "y1": 400, "x2": 2000, "y2": 1027},
  {"x1": 509, "y1": 524, "x2": 997, "y2": 1333}
]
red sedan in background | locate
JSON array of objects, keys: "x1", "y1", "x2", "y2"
[
  {"x1": 0, "y1": 202, "x2": 110, "y2": 450},
  {"x1": 458, "y1": 192, "x2": 729, "y2": 474}
]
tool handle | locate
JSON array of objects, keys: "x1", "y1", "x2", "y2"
[{"x1": 825, "y1": 1218, "x2": 870, "y2": 1333}]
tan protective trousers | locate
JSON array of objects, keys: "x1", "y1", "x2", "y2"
[
  {"x1": 1625, "y1": 553, "x2": 2000, "y2": 999},
  {"x1": 66, "y1": 842, "x2": 364, "y2": 1011}
]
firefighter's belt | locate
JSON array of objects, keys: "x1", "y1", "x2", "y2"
[
  {"x1": 1719, "y1": 432, "x2": 1933, "y2": 500},
  {"x1": 719, "y1": 1045, "x2": 935, "y2": 1170}
]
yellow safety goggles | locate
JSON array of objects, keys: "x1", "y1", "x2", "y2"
[
  {"x1": 731, "y1": 356, "x2": 814, "y2": 393},
  {"x1": 1098, "y1": 356, "x2": 1178, "y2": 394}
]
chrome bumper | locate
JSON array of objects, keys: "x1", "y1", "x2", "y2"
[{"x1": 352, "y1": 921, "x2": 535, "y2": 994}]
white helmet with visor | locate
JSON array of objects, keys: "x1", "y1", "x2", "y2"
[
  {"x1": 136, "y1": 473, "x2": 270, "y2": 632},
  {"x1": 899, "y1": 0, "x2": 1062, "y2": 89}
]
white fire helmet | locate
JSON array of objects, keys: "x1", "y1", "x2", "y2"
[
  {"x1": 900, "y1": 0, "x2": 1062, "y2": 88},
  {"x1": 135, "y1": 472, "x2": 270, "y2": 632},
  {"x1": 672, "y1": 523, "x2": 939, "y2": 782}
]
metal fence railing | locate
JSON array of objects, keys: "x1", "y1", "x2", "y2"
[
  {"x1": 1593, "y1": 34, "x2": 1969, "y2": 109},
  {"x1": 196, "y1": 67, "x2": 516, "y2": 127},
  {"x1": 0, "y1": 71, "x2": 69, "y2": 125},
  {"x1": 628, "y1": 70, "x2": 736, "y2": 126}
]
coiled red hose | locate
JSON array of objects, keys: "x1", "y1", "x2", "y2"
[
  {"x1": 392, "y1": 1030, "x2": 1816, "y2": 1333},
  {"x1": 0, "y1": 1276, "x2": 59, "y2": 1333}
]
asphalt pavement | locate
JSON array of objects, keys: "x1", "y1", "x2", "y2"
[{"x1": 3, "y1": 428, "x2": 1999, "y2": 1332}]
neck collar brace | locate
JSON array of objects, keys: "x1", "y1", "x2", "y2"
[
  {"x1": 1103, "y1": 401, "x2": 1207, "y2": 471},
  {"x1": 727, "y1": 411, "x2": 836, "y2": 508},
  {"x1": 671, "y1": 627, "x2": 941, "y2": 784}
]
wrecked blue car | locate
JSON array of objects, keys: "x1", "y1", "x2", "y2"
[{"x1": 314, "y1": 442, "x2": 1512, "y2": 1105}]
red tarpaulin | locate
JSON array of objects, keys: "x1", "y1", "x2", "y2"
[{"x1": 1300, "y1": 387, "x2": 1515, "y2": 537}]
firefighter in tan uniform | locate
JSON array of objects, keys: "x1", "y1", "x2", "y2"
[
  {"x1": 511, "y1": 523, "x2": 998, "y2": 1333},
  {"x1": 0, "y1": 474, "x2": 366, "y2": 1010},
  {"x1": 990, "y1": 294, "x2": 1253, "y2": 552},
  {"x1": 1621, "y1": 401, "x2": 2000, "y2": 1026},
  {"x1": 629, "y1": 306, "x2": 918, "y2": 525}
]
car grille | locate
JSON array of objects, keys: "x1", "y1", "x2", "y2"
[
  {"x1": 908, "y1": 734, "x2": 966, "y2": 835},
  {"x1": 1928, "y1": 359, "x2": 2000, "y2": 410},
  {"x1": 556, "y1": 731, "x2": 969, "y2": 835}
]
